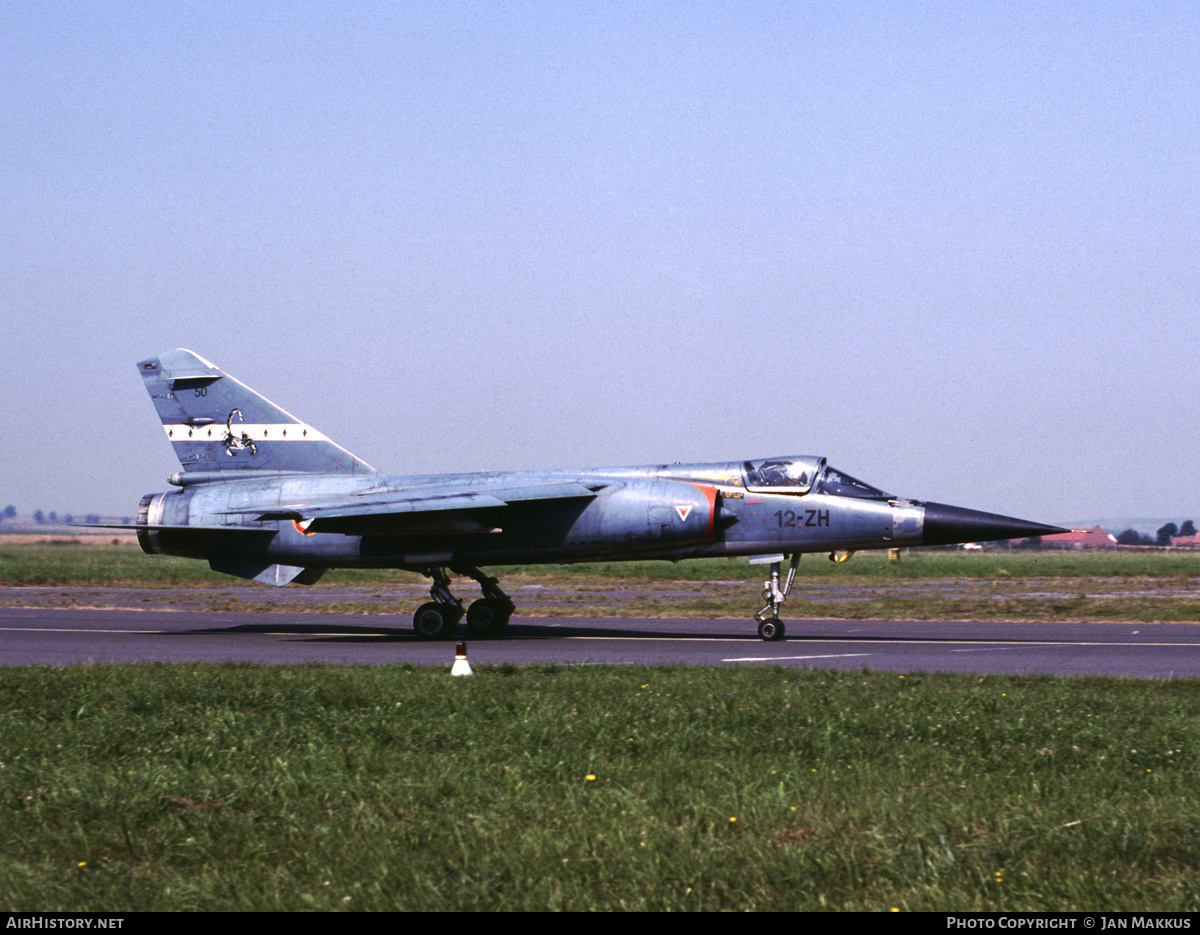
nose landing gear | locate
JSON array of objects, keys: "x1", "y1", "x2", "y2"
[{"x1": 753, "y1": 553, "x2": 799, "y2": 641}]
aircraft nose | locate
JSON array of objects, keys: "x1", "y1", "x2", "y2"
[{"x1": 921, "y1": 502, "x2": 1069, "y2": 546}]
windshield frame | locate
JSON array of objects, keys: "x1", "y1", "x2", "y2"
[{"x1": 816, "y1": 464, "x2": 891, "y2": 500}]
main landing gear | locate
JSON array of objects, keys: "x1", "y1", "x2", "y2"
[
  {"x1": 412, "y1": 565, "x2": 516, "y2": 640},
  {"x1": 754, "y1": 553, "x2": 800, "y2": 641}
]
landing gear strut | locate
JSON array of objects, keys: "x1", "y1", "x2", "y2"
[
  {"x1": 458, "y1": 566, "x2": 515, "y2": 637},
  {"x1": 412, "y1": 567, "x2": 463, "y2": 640},
  {"x1": 754, "y1": 553, "x2": 799, "y2": 641},
  {"x1": 412, "y1": 565, "x2": 515, "y2": 639}
]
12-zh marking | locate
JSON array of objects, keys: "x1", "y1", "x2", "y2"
[{"x1": 775, "y1": 509, "x2": 830, "y2": 528}]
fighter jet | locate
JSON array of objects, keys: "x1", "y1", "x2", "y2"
[{"x1": 126, "y1": 349, "x2": 1064, "y2": 641}]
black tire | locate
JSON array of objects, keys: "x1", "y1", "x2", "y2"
[
  {"x1": 466, "y1": 598, "x2": 512, "y2": 637},
  {"x1": 757, "y1": 619, "x2": 786, "y2": 642},
  {"x1": 413, "y1": 602, "x2": 459, "y2": 640}
]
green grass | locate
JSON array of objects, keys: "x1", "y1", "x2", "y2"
[
  {"x1": 3, "y1": 542, "x2": 1199, "y2": 588},
  {"x1": 6, "y1": 543, "x2": 1200, "y2": 621},
  {"x1": 2, "y1": 664, "x2": 1199, "y2": 911},
  {"x1": 507, "y1": 548, "x2": 1200, "y2": 581},
  {"x1": 0, "y1": 544, "x2": 223, "y2": 588}
]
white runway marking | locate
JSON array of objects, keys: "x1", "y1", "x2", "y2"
[
  {"x1": 722, "y1": 653, "x2": 874, "y2": 663},
  {"x1": 0, "y1": 626, "x2": 167, "y2": 634}
]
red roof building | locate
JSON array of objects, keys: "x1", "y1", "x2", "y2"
[{"x1": 1031, "y1": 526, "x2": 1117, "y2": 549}]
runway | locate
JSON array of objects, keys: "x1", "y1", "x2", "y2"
[{"x1": 2, "y1": 605, "x2": 1199, "y2": 677}]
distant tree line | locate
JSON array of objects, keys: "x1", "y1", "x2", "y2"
[
  {"x1": 1116, "y1": 521, "x2": 1196, "y2": 546},
  {"x1": 3, "y1": 509, "x2": 109, "y2": 526}
]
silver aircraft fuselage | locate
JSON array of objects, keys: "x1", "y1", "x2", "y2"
[
  {"x1": 139, "y1": 457, "x2": 989, "y2": 569},
  {"x1": 122, "y1": 350, "x2": 1064, "y2": 640}
]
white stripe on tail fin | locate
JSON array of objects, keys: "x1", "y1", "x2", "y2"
[{"x1": 138, "y1": 349, "x2": 377, "y2": 476}]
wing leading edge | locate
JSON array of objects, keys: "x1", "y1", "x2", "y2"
[{"x1": 256, "y1": 480, "x2": 605, "y2": 536}]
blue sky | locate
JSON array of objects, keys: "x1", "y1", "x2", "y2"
[{"x1": 3, "y1": 2, "x2": 1198, "y2": 525}]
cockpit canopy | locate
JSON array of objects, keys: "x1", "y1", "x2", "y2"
[
  {"x1": 742, "y1": 456, "x2": 891, "y2": 499},
  {"x1": 743, "y1": 456, "x2": 823, "y2": 493}
]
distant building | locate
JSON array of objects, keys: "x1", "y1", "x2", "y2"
[
  {"x1": 1170, "y1": 533, "x2": 1200, "y2": 548},
  {"x1": 1019, "y1": 526, "x2": 1117, "y2": 550}
]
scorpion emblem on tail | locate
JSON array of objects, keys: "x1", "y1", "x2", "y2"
[{"x1": 222, "y1": 409, "x2": 258, "y2": 456}]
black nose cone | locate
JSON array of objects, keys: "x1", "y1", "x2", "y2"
[{"x1": 922, "y1": 502, "x2": 1068, "y2": 546}]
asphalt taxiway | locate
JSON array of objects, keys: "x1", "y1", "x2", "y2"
[{"x1": 2, "y1": 605, "x2": 1199, "y2": 677}]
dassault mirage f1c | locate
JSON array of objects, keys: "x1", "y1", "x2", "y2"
[{"x1": 126, "y1": 349, "x2": 1065, "y2": 641}]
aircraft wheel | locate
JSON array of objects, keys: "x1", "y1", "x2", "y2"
[
  {"x1": 413, "y1": 602, "x2": 459, "y2": 640},
  {"x1": 757, "y1": 619, "x2": 786, "y2": 642},
  {"x1": 466, "y1": 598, "x2": 511, "y2": 637}
]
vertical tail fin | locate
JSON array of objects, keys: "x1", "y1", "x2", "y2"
[{"x1": 138, "y1": 349, "x2": 377, "y2": 476}]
